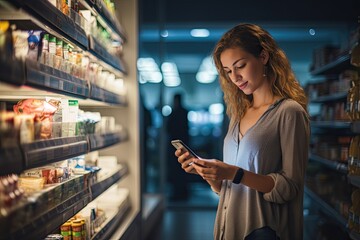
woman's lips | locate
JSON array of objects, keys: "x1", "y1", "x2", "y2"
[{"x1": 239, "y1": 81, "x2": 248, "y2": 90}]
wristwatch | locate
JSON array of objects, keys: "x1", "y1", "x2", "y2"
[{"x1": 232, "y1": 167, "x2": 244, "y2": 184}]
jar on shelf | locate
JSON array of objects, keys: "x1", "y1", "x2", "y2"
[
  {"x1": 348, "y1": 135, "x2": 360, "y2": 175},
  {"x1": 60, "y1": 220, "x2": 72, "y2": 240},
  {"x1": 346, "y1": 79, "x2": 360, "y2": 121}
]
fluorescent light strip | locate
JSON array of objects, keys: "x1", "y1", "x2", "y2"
[{"x1": 190, "y1": 28, "x2": 210, "y2": 38}]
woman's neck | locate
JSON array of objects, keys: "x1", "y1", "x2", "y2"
[{"x1": 251, "y1": 93, "x2": 277, "y2": 109}]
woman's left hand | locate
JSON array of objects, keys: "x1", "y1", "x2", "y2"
[{"x1": 192, "y1": 158, "x2": 238, "y2": 181}]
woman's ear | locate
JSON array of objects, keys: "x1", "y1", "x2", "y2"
[{"x1": 260, "y1": 50, "x2": 269, "y2": 65}]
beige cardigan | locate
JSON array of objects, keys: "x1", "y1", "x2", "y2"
[{"x1": 214, "y1": 99, "x2": 310, "y2": 240}]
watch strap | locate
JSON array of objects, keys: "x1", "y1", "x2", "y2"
[{"x1": 232, "y1": 167, "x2": 244, "y2": 184}]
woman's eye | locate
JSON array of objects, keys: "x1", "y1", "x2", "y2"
[{"x1": 235, "y1": 64, "x2": 245, "y2": 70}]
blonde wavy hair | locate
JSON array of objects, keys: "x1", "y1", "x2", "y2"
[{"x1": 213, "y1": 23, "x2": 308, "y2": 122}]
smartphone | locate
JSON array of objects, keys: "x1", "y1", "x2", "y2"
[
  {"x1": 171, "y1": 139, "x2": 208, "y2": 167},
  {"x1": 171, "y1": 139, "x2": 199, "y2": 159}
]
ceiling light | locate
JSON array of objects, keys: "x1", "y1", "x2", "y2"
[
  {"x1": 309, "y1": 28, "x2": 316, "y2": 36},
  {"x1": 161, "y1": 30, "x2": 168, "y2": 38},
  {"x1": 137, "y1": 58, "x2": 163, "y2": 83},
  {"x1": 209, "y1": 103, "x2": 224, "y2": 115},
  {"x1": 162, "y1": 105, "x2": 172, "y2": 116},
  {"x1": 161, "y1": 62, "x2": 181, "y2": 87},
  {"x1": 196, "y1": 56, "x2": 218, "y2": 83},
  {"x1": 190, "y1": 28, "x2": 209, "y2": 38}
]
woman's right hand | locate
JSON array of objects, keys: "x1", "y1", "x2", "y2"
[{"x1": 175, "y1": 149, "x2": 198, "y2": 175}]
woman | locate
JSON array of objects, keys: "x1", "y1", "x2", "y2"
[{"x1": 175, "y1": 23, "x2": 310, "y2": 240}]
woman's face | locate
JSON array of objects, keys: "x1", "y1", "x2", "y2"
[{"x1": 220, "y1": 47, "x2": 268, "y2": 95}]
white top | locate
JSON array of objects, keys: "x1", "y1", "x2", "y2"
[{"x1": 214, "y1": 98, "x2": 310, "y2": 240}]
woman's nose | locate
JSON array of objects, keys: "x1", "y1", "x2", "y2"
[{"x1": 230, "y1": 71, "x2": 240, "y2": 83}]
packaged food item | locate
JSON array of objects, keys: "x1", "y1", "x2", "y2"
[
  {"x1": 68, "y1": 155, "x2": 85, "y2": 173},
  {"x1": 47, "y1": 97, "x2": 62, "y2": 138},
  {"x1": 59, "y1": 0, "x2": 69, "y2": 16},
  {"x1": 13, "y1": 99, "x2": 59, "y2": 139},
  {"x1": 12, "y1": 28, "x2": 29, "y2": 60},
  {"x1": 61, "y1": 99, "x2": 78, "y2": 137},
  {"x1": 27, "y1": 30, "x2": 42, "y2": 61},
  {"x1": 40, "y1": 33, "x2": 49, "y2": 65},
  {"x1": 71, "y1": 219, "x2": 83, "y2": 240},
  {"x1": 21, "y1": 165, "x2": 66, "y2": 185},
  {"x1": 48, "y1": 0, "x2": 57, "y2": 7},
  {"x1": 348, "y1": 136, "x2": 360, "y2": 175},
  {"x1": 48, "y1": 35, "x2": 56, "y2": 67},
  {"x1": 63, "y1": 42, "x2": 69, "y2": 60},
  {"x1": 13, "y1": 114, "x2": 35, "y2": 144},
  {"x1": 60, "y1": 220, "x2": 72, "y2": 240},
  {"x1": 18, "y1": 176, "x2": 46, "y2": 193},
  {"x1": 53, "y1": 39, "x2": 62, "y2": 69},
  {"x1": 56, "y1": 38, "x2": 63, "y2": 57}
]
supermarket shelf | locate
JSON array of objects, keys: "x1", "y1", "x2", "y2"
[
  {"x1": 311, "y1": 121, "x2": 352, "y2": 129},
  {"x1": 13, "y1": 0, "x2": 89, "y2": 48},
  {"x1": 92, "y1": 201, "x2": 131, "y2": 240},
  {"x1": 88, "y1": 131, "x2": 128, "y2": 151},
  {"x1": 26, "y1": 60, "x2": 90, "y2": 99},
  {"x1": 88, "y1": 35, "x2": 127, "y2": 73},
  {"x1": 21, "y1": 136, "x2": 88, "y2": 169},
  {"x1": 309, "y1": 153, "x2": 348, "y2": 174},
  {"x1": 0, "y1": 131, "x2": 128, "y2": 176},
  {"x1": 83, "y1": 0, "x2": 127, "y2": 42},
  {"x1": 0, "y1": 0, "x2": 138, "y2": 240},
  {"x1": 0, "y1": 165, "x2": 129, "y2": 240},
  {"x1": 350, "y1": 230, "x2": 360, "y2": 240},
  {"x1": 304, "y1": 186, "x2": 348, "y2": 228},
  {"x1": 1, "y1": 174, "x2": 90, "y2": 240},
  {"x1": 310, "y1": 91, "x2": 348, "y2": 103},
  {"x1": 348, "y1": 175, "x2": 360, "y2": 188},
  {"x1": 91, "y1": 165, "x2": 129, "y2": 200},
  {"x1": 4, "y1": 1, "x2": 127, "y2": 74},
  {"x1": 0, "y1": 57, "x2": 126, "y2": 106},
  {"x1": 89, "y1": 84, "x2": 127, "y2": 105},
  {"x1": 311, "y1": 54, "x2": 351, "y2": 76}
]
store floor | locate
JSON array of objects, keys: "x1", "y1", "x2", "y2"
[{"x1": 144, "y1": 183, "x2": 337, "y2": 240}]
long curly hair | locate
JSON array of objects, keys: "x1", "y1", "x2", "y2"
[{"x1": 213, "y1": 23, "x2": 308, "y2": 122}]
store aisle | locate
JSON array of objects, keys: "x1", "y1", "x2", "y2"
[
  {"x1": 145, "y1": 208, "x2": 216, "y2": 240},
  {"x1": 145, "y1": 208, "x2": 322, "y2": 240},
  {"x1": 144, "y1": 183, "x2": 334, "y2": 240}
]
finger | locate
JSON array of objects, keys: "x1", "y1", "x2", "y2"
[
  {"x1": 181, "y1": 159, "x2": 193, "y2": 169},
  {"x1": 201, "y1": 173, "x2": 217, "y2": 181},
  {"x1": 175, "y1": 149, "x2": 183, "y2": 157},
  {"x1": 192, "y1": 163, "x2": 208, "y2": 173},
  {"x1": 193, "y1": 159, "x2": 211, "y2": 167},
  {"x1": 177, "y1": 151, "x2": 190, "y2": 163}
]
